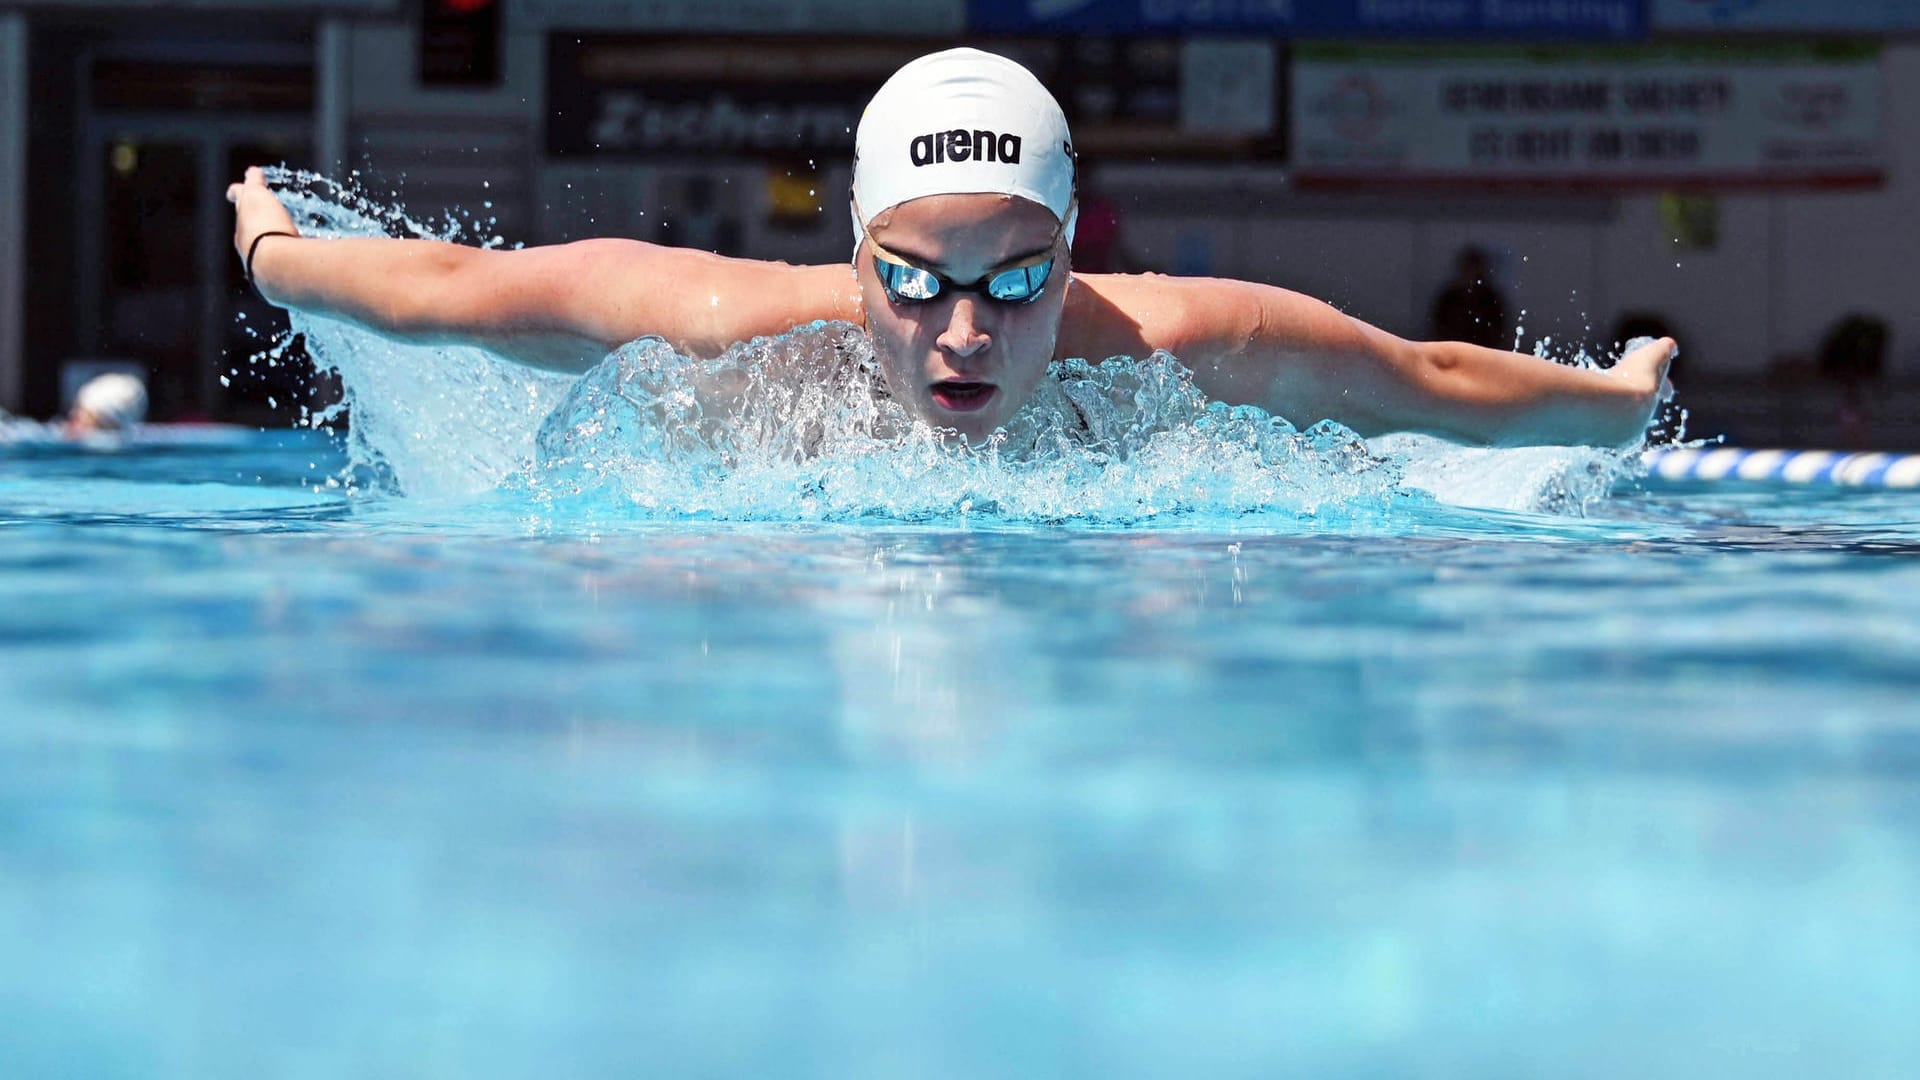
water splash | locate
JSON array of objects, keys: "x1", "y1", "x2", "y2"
[
  {"x1": 260, "y1": 168, "x2": 1646, "y2": 524},
  {"x1": 266, "y1": 168, "x2": 575, "y2": 498},
  {"x1": 525, "y1": 322, "x2": 1406, "y2": 524}
]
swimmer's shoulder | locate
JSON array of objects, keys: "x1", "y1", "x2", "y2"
[
  {"x1": 571, "y1": 241, "x2": 861, "y2": 355},
  {"x1": 1058, "y1": 271, "x2": 1258, "y2": 363},
  {"x1": 705, "y1": 258, "x2": 863, "y2": 356},
  {"x1": 787, "y1": 261, "x2": 865, "y2": 325},
  {"x1": 586, "y1": 240, "x2": 857, "y2": 317}
]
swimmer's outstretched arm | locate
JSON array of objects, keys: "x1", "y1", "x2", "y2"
[
  {"x1": 227, "y1": 167, "x2": 858, "y2": 372},
  {"x1": 1085, "y1": 275, "x2": 1672, "y2": 448}
]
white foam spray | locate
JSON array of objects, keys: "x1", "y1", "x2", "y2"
[{"x1": 255, "y1": 168, "x2": 1647, "y2": 524}]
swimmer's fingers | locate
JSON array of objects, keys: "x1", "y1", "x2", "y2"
[
  {"x1": 227, "y1": 166, "x2": 266, "y2": 201},
  {"x1": 228, "y1": 166, "x2": 300, "y2": 264},
  {"x1": 1613, "y1": 338, "x2": 1677, "y2": 441},
  {"x1": 1617, "y1": 336, "x2": 1677, "y2": 401}
]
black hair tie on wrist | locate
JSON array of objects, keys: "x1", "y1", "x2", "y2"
[{"x1": 246, "y1": 230, "x2": 299, "y2": 288}]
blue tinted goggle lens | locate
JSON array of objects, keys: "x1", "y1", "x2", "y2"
[{"x1": 873, "y1": 255, "x2": 1054, "y2": 305}]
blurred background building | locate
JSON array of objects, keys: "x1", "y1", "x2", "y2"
[{"x1": 0, "y1": 0, "x2": 1915, "y2": 445}]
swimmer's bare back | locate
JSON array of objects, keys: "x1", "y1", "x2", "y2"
[{"x1": 231, "y1": 167, "x2": 1672, "y2": 447}]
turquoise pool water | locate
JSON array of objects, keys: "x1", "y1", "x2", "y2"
[
  {"x1": 4, "y1": 426, "x2": 1919, "y2": 1077},
  {"x1": 5, "y1": 173, "x2": 1917, "y2": 1075}
]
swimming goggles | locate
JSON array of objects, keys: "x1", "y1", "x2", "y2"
[
  {"x1": 857, "y1": 197, "x2": 1064, "y2": 306},
  {"x1": 871, "y1": 242, "x2": 1056, "y2": 306}
]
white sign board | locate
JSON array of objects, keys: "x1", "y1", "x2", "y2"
[
  {"x1": 1180, "y1": 40, "x2": 1276, "y2": 136},
  {"x1": 1291, "y1": 44, "x2": 1885, "y2": 190},
  {"x1": 1652, "y1": 0, "x2": 1920, "y2": 32}
]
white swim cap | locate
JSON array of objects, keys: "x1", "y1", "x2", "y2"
[
  {"x1": 74, "y1": 373, "x2": 148, "y2": 430},
  {"x1": 853, "y1": 48, "x2": 1076, "y2": 239}
]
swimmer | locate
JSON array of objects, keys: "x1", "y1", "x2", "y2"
[
  {"x1": 67, "y1": 372, "x2": 148, "y2": 435},
  {"x1": 227, "y1": 47, "x2": 1675, "y2": 448}
]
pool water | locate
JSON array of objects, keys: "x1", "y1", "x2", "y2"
[
  {"x1": 5, "y1": 171, "x2": 1917, "y2": 1074},
  {"x1": 4, "y1": 426, "x2": 1919, "y2": 1078}
]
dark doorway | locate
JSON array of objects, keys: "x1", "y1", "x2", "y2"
[{"x1": 28, "y1": 20, "x2": 316, "y2": 423}]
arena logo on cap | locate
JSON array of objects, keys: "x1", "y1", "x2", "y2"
[{"x1": 909, "y1": 129, "x2": 1023, "y2": 167}]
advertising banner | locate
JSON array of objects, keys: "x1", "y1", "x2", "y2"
[
  {"x1": 548, "y1": 35, "x2": 1286, "y2": 162},
  {"x1": 1291, "y1": 43, "x2": 1883, "y2": 189},
  {"x1": 511, "y1": 0, "x2": 962, "y2": 34},
  {"x1": 16, "y1": 0, "x2": 397, "y2": 9},
  {"x1": 1038, "y1": 37, "x2": 1288, "y2": 159},
  {"x1": 1652, "y1": 0, "x2": 1920, "y2": 33},
  {"x1": 969, "y1": 0, "x2": 1644, "y2": 39},
  {"x1": 546, "y1": 38, "x2": 931, "y2": 160}
]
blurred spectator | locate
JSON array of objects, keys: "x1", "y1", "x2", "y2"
[
  {"x1": 1818, "y1": 313, "x2": 1887, "y2": 384},
  {"x1": 67, "y1": 372, "x2": 148, "y2": 434},
  {"x1": 1817, "y1": 313, "x2": 1888, "y2": 449},
  {"x1": 1428, "y1": 246, "x2": 1508, "y2": 349}
]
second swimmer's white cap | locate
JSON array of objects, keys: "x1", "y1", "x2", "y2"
[
  {"x1": 852, "y1": 48, "x2": 1076, "y2": 237},
  {"x1": 74, "y1": 372, "x2": 148, "y2": 430}
]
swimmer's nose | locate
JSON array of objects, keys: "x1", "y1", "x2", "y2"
[{"x1": 936, "y1": 297, "x2": 991, "y2": 361}]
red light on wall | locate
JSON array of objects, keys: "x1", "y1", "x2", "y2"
[{"x1": 420, "y1": 0, "x2": 500, "y2": 87}]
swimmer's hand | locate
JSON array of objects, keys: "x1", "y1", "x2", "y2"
[
  {"x1": 225, "y1": 165, "x2": 300, "y2": 279},
  {"x1": 1614, "y1": 335, "x2": 1678, "y2": 414}
]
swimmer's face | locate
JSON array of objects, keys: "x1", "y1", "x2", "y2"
[
  {"x1": 66, "y1": 407, "x2": 103, "y2": 435},
  {"x1": 857, "y1": 193, "x2": 1069, "y2": 443}
]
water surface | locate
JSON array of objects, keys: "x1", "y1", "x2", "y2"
[{"x1": 3, "y1": 430, "x2": 1917, "y2": 1078}]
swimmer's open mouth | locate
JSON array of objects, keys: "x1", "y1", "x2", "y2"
[{"x1": 930, "y1": 381, "x2": 997, "y2": 413}]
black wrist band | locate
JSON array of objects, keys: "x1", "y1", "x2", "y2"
[{"x1": 246, "y1": 230, "x2": 299, "y2": 288}]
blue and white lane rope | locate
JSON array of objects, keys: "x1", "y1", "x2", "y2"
[{"x1": 1643, "y1": 447, "x2": 1920, "y2": 488}]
